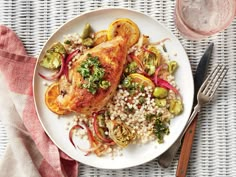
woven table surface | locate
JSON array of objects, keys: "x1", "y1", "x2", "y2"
[{"x1": 0, "y1": 0, "x2": 236, "y2": 176}]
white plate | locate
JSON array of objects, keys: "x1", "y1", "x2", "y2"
[{"x1": 33, "y1": 8, "x2": 194, "y2": 169}]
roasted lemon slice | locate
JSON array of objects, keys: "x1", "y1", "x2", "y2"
[
  {"x1": 93, "y1": 30, "x2": 108, "y2": 46},
  {"x1": 129, "y1": 73, "x2": 155, "y2": 89},
  {"x1": 107, "y1": 18, "x2": 140, "y2": 48},
  {"x1": 45, "y1": 82, "x2": 70, "y2": 115}
]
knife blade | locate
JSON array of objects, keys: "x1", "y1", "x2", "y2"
[
  {"x1": 157, "y1": 43, "x2": 214, "y2": 169},
  {"x1": 193, "y1": 43, "x2": 214, "y2": 105},
  {"x1": 175, "y1": 43, "x2": 214, "y2": 177}
]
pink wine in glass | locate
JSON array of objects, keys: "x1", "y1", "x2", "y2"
[{"x1": 175, "y1": 0, "x2": 236, "y2": 40}]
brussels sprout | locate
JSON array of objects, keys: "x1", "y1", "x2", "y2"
[
  {"x1": 80, "y1": 23, "x2": 91, "y2": 39},
  {"x1": 106, "y1": 120, "x2": 135, "y2": 147},
  {"x1": 82, "y1": 37, "x2": 94, "y2": 47},
  {"x1": 169, "y1": 99, "x2": 183, "y2": 115},
  {"x1": 40, "y1": 42, "x2": 66, "y2": 69},
  {"x1": 155, "y1": 98, "x2": 167, "y2": 107},
  {"x1": 153, "y1": 87, "x2": 168, "y2": 98},
  {"x1": 168, "y1": 61, "x2": 178, "y2": 74}
]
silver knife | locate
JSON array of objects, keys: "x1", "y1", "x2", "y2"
[{"x1": 157, "y1": 43, "x2": 214, "y2": 168}]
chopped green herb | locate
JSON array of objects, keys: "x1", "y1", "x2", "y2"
[
  {"x1": 125, "y1": 61, "x2": 138, "y2": 74},
  {"x1": 77, "y1": 54, "x2": 110, "y2": 94},
  {"x1": 138, "y1": 96, "x2": 145, "y2": 104},
  {"x1": 64, "y1": 40, "x2": 71, "y2": 45},
  {"x1": 153, "y1": 118, "x2": 170, "y2": 144},
  {"x1": 124, "y1": 106, "x2": 135, "y2": 113},
  {"x1": 145, "y1": 113, "x2": 156, "y2": 122},
  {"x1": 139, "y1": 85, "x2": 145, "y2": 92},
  {"x1": 127, "y1": 82, "x2": 139, "y2": 95}
]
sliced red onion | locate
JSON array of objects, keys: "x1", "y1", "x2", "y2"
[
  {"x1": 141, "y1": 46, "x2": 156, "y2": 56},
  {"x1": 153, "y1": 63, "x2": 169, "y2": 84},
  {"x1": 66, "y1": 49, "x2": 79, "y2": 64},
  {"x1": 93, "y1": 113, "x2": 113, "y2": 143},
  {"x1": 77, "y1": 144, "x2": 102, "y2": 156},
  {"x1": 69, "y1": 124, "x2": 83, "y2": 148},
  {"x1": 154, "y1": 78, "x2": 179, "y2": 95},
  {"x1": 150, "y1": 38, "x2": 170, "y2": 45},
  {"x1": 64, "y1": 49, "x2": 80, "y2": 81},
  {"x1": 82, "y1": 121, "x2": 95, "y2": 147}
]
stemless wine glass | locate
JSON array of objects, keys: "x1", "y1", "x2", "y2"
[{"x1": 175, "y1": 0, "x2": 236, "y2": 40}]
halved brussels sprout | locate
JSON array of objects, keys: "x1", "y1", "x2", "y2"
[
  {"x1": 153, "y1": 87, "x2": 168, "y2": 98},
  {"x1": 155, "y1": 98, "x2": 167, "y2": 107},
  {"x1": 40, "y1": 42, "x2": 66, "y2": 69},
  {"x1": 169, "y1": 99, "x2": 183, "y2": 115},
  {"x1": 106, "y1": 120, "x2": 135, "y2": 147}
]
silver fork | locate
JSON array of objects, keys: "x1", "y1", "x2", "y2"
[{"x1": 158, "y1": 64, "x2": 228, "y2": 168}]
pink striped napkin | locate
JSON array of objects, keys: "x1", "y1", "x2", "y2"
[{"x1": 0, "y1": 25, "x2": 79, "y2": 177}]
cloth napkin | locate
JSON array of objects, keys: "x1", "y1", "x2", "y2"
[{"x1": 0, "y1": 25, "x2": 79, "y2": 177}]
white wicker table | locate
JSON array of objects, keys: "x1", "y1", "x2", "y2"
[{"x1": 0, "y1": 1, "x2": 236, "y2": 176}]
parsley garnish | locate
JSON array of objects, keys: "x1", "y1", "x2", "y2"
[
  {"x1": 153, "y1": 118, "x2": 169, "y2": 143},
  {"x1": 77, "y1": 54, "x2": 110, "y2": 94},
  {"x1": 145, "y1": 113, "x2": 169, "y2": 143}
]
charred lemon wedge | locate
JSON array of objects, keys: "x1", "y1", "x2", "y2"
[
  {"x1": 107, "y1": 18, "x2": 140, "y2": 48},
  {"x1": 129, "y1": 73, "x2": 155, "y2": 89},
  {"x1": 93, "y1": 30, "x2": 108, "y2": 46},
  {"x1": 45, "y1": 82, "x2": 70, "y2": 115}
]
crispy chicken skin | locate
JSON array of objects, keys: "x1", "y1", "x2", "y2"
[{"x1": 57, "y1": 36, "x2": 127, "y2": 115}]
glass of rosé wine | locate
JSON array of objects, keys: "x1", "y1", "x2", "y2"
[{"x1": 174, "y1": 0, "x2": 236, "y2": 40}]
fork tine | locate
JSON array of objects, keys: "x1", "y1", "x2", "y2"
[
  {"x1": 206, "y1": 65, "x2": 225, "y2": 94},
  {"x1": 203, "y1": 64, "x2": 222, "y2": 95},
  {"x1": 199, "y1": 64, "x2": 220, "y2": 93},
  {"x1": 208, "y1": 67, "x2": 228, "y2": 98}
]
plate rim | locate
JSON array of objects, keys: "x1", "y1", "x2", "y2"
[{"x1": 33, "y1": 7, "x2": 194, "y2": 169}]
